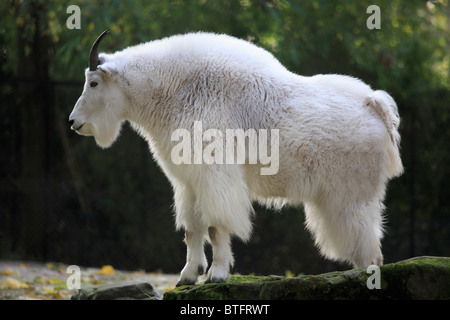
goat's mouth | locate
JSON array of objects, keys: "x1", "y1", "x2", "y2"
[
  {"x1": 70, "y1": 122, "x2": 92, "y2": 136},
  {"x1": 71, "y1": 123, "x2": 84, "y2": 131},
  {"x1": 70, "y1": 123, "x2": 84, "y2": 133},
  {"x1": 72, "y1": 122, "x2": 95, "y2": 137}
]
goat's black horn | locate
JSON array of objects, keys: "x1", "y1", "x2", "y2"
[{"x1": 89, "y1": 29, "x2": 110, "y2": 71}]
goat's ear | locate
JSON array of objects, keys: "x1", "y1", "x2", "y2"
[{"x1": 98, "y1": 63, "x2": 118, "y2": 78}]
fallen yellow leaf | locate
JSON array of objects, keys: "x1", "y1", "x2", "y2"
[
  {"x1": 53, "y1": 292, "x2": 63, "y2": 299},
  {"x1": 33, "y1": 276, "x2": 47, "y2": 284},
  {"x1": 1, "y1": 277, "x2": 29, "y2": 289},
  {"x1": 43, "y1": 288, "x2": 57, "y2": 294},
  {"x1": 49, "y1": 279, "x2": 63, "y2": 285},
  {"x1": 97, "y1": 265, "x2": 115, "y2": 275},
  {"x1": 164, "y1": 286, "x2": 175, "y2": 292},
  {"x1": 1, "y1": 269, "x2": 16, "y2": 275}
]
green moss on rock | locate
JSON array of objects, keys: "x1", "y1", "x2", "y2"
[{"x1": 163, "y1": 256, "x2": 450, "y2": 300}]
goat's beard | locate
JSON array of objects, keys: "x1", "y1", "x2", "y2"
[{"x1": 92, "y1": 119, "x2": 124, "y2": 149}]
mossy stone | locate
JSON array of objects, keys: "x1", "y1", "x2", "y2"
[{"x1": 163, "y1": 256, "x2": 450, "y2": 300}]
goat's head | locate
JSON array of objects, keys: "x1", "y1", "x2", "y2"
[{"x1": 69, "y1": 30, "x2": 127, "y2": 149}]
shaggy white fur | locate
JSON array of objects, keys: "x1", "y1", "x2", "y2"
[{"x1": 69, "y1": 32, "x2": 403, "y2": 285}]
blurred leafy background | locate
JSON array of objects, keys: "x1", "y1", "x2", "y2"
[{"x1": 0, "y1": 0, "x2": 449, "y2": 275}]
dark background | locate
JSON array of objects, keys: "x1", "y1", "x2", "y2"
[{"x1": 1, "y1": 0, "x2": 449, "y2": 276}]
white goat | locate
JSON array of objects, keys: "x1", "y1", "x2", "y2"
[{"x1": 69, "y1": 30, "x2": 403, "y2": 285}]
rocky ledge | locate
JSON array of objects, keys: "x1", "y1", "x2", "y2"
[{"x1": 163, "y1": 256, "x2": 450, "y2": 300}]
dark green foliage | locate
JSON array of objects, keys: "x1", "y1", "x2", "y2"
[{"x1": 0, "y1": 0, "x2": 449, "y2": 275}]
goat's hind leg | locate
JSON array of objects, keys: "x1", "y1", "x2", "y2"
[{"x1": 305, "y1": 198, "x2": 384, "y2": 269}]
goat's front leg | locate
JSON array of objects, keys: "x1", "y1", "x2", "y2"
[
  {"x1": 206, "y1": 226, "x2": 234, "y2": 283},
  {"x1": 176, "y1": 229, "x2": 208, "y2": 286}
]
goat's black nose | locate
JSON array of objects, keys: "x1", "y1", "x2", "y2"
[{"x1": 69, "y1": 119, "x2": 74, "y2": 126}]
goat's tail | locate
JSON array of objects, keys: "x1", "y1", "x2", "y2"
[{"x1": 365, "y1": 90, "x2": 404, "y2": 178}]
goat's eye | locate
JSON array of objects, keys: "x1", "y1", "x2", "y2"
[{"x1": 90, "y1": 81, "x2": 98, "y2": 88}]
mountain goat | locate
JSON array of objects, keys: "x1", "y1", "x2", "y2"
[{"x1": 69, "y1": 30, "x2": 403, "y2": 285}]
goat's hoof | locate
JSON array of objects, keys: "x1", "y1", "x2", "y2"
[
  {"x1": 204, "y1": 277, "x2": 226, "y2": 284},
  {"x1": 204, "y1": 263, "x2": 232, "y2": 284},
  {"x1": 176, "y1": 278, "x2": 197, "y2": 287}
]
